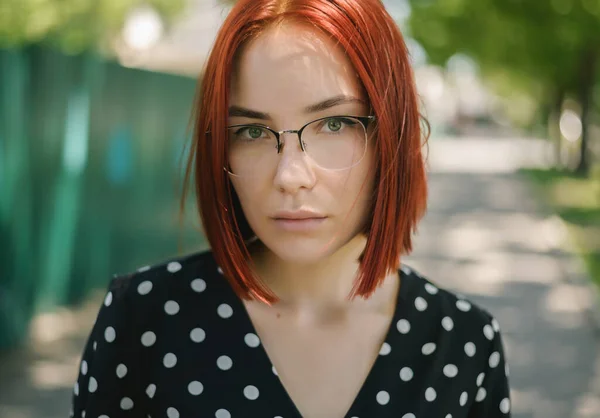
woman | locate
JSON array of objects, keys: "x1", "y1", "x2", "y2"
[{"x1": 71, "y1": 0, "x2": 511, "y2": 417}]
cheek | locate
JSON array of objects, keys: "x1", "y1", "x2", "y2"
[{"x1": 230, "y1": 177, "x2": 266, "y2": 223}]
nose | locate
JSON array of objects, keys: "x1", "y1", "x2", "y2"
[{"x1": 273, "y1": 132, "x2": 317, "y2": 194}]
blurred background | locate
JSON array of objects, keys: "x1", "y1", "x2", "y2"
[{"x1": 0, "y1": 0, "x2": 599, "y2": 417}]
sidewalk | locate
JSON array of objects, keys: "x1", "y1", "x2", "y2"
[
  {"x1": 405, "y1": 137, "x2": 600, "y2": 418},
  {"x1": 1, "y1": 137, "x2": 599, "y2": 418}
]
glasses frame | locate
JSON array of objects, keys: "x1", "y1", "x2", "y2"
[{"x1": 226, "y1": 114, "x2": 376, "y2": 155}]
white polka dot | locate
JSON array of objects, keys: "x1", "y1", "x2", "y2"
[
  {"x1": 489, "y1": 351, "x2": 500, "y2": 368},
  {"x1": 137, "y1": 265, "x2": 151, "y2": 272},
  {"x1": 104, "y1": 292, "x2": 113, "y2": 307},
  {"x1": 456, "y1": 299, "x2": 472, "y2": 312},
  {"x1": 443, "y1": 364, "x2": 458, "y2": 378},
  {"x1": 415, "y1": 297, "x2": 428, "y2": 311},
  {"x1": 400, "y1": 265, "x2": 411, "y2": 275},
  {"x1": 81, "y1": 411, "x2": 85, "y2": 418},
  {"x1": 425, "y1": 387, "x2": 436, "y2": 401},
  {"x1": 215, "y1": 409, "x2": 230, "y2": 418},
  {"x1": 376, "y1": 390, "x2": 390, "y2": 405},
  {"x1": 500, "y1": 398, "x2": 511, "y2": 413},
  {"x1": 272, "y1": 366, "x2": 278, "y2": 376},
  {"x1": 244, "y1": 385, "x2": 259, "y2": 400},
  {"x1": 396, "y1": 319, "x2": 411, "y2": 334},
  {"x1": 217, "y1": 304, "x2": 233, "y2": 318},
  {"x1": 460, "y1": 391, "x2": 468, "y2": 406},
  {"x1": 188, "y1": 381, "x2": 204, "y2": 395},
  {"x1": 217, "y1": 266, "x2": 224, "y2": 275},
  {"x1": 442, "y1": 316, "x2": 454, "y2": 331},
  {"x1": 477, "y1": 372, "x2": 485, "y2": 387},
  {"x1": 92, "y1": 341, "x2": 97, "y2": 351},
  {"x1": 116, "y1": 364, "x2": 128, "y2": 378},
  {"x1": 422, "y1": 342, "x2": 436, "y2": 355},
  {"x1": 165, "y1": 300, "x2": 180, "y2": 315},
  {"x1": 73, "y1": 382, "x2": 79, "y2": 396},
  {"x1": 476, "y1": 387, "x2": 487, "y2": 402},
  {"x1": 379, "y1": 342, "x2": 392, "y2": 355},
  {"x1": 190, "y1": 328, "x2": 206, "y2": 343},
  {"x1": 167, "y1": 261, "x2": 182, "y2": 273},
  {"x1": 88, "y1": 377, "x2": 97, "y2": 393},
  {"x1": 137, "y1": 280, "x2": 153, "y2": 295},
  {"x1": 505, "y1": 363, "x2": 510, "y2": 377},
  {"x1": 402, "y1": 414, "x2": 416, "y2": 418},
  {"x1": 163, "y1": 353, "x2": 177, "y2": 368},
  {"x1": 167, "y1": 407, "x2": 180, "y2": 418},
  {"x1": 245, "y1": 333, "x2": 260, "y2": 347},
  {"x1": 425, "y1": 283, "x2": 439, "y2": 294},
  {"x1": 104, "y1": 326, "x2": 116, "y2": 343},
  {"x1": 146, "y1": 384, "x2": 157, "y2": 398},
  {"x1": 464, "y1": 342, "x2": 476, "y2": 357},
  {"x1": 217, "y1": 355, "x2": 233, "y2": 370},
  {"x1": 492, "y1": 318, "x2": 500, "y2": 332},
  {"x1": 445, "y1": 415, "x2": 452, "y2": 418},
  {"x1": 483, "y1": 324, "x2": 494, "y2": 340},
  {"x1": 191, "y1": 278, "x2": 206, "y2": 292},
  {"x1": 120, "y1": 397, "x2": 134, "y2": 410},
  {"x1": 400, "y1": 367, "x2": 414, "y2": 382},
  {"x1": 141, "y1": 331, "x2": 156, "y2": 347},
  {"x1": 81, "y1": 360, "x2": 88, "y2": 375},
  {"x1": 98, "y1": 416, "x2": 109, "y2": 418}
]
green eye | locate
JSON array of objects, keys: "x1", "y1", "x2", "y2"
[
  {"x1": 248, "y1": 127, "x2": 263, "y2": 139},
  {"x1": 327, "y1": 119, "x2": 342, "y2": 132}
]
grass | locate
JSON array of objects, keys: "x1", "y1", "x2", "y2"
[{"x1": 521, "y1": 166, "x2": 600, "y2": 287}]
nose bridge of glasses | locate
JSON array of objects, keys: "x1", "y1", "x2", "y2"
[{"x1": 276, "y1": 129, "x2": 305, "y2": 153}]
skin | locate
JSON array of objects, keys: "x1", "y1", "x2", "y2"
[{"x1": 228, "y1": 22, "x2": 400, "y2": 418}]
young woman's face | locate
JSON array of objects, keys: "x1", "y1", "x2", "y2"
[{"x1": 228, "y1": 22, "x2": 376, "y2": 263}]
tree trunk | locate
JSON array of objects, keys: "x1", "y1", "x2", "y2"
[
  {"x1": 550, "y1": 88, "x2": 565, "y2": 167},
  {"x1": 575, "y1": 46, "x2": 597, "y2": 177}
]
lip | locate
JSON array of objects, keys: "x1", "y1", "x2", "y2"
[
  {"x1": 272, "y1": 217, "x2": 327, "y2": 231},
  {"x1": 271, "y1": 210, "x2": 327, "y2": 231},
  {"x1": 272, "y1": 210, "x2": 327, "y2": 220}
]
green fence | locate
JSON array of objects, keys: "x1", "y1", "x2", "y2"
[{"x1": 0, "y1": 46, "x2": 207, "y2": 350}]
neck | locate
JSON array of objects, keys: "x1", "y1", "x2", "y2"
[{"x1": 249, "y1": 235, "x2": 379, "y2": 310}]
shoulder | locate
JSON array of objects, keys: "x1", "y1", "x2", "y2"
[
  {"x1": 108, "y1": 249, "x2": 225, "y2": 297},
  {"x1": 102, "y1": 249, "x2": 230, "y2": 322},
  {"x1": 399, "y1": 263, "x2": 501, "y2": 335}
]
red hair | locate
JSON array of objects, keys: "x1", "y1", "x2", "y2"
[{"x1": 182, "y1": 0, "x2": 428, "y2": 304}]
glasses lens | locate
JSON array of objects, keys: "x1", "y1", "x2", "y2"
[
  {"x1": 302, "y1": 117, "x2": 367, "y2": 170},
  {"x1": 227, "y1": 125, "x2": 279, "y2": 176},
  {"x1": 225, "y1": 117, "x2": 368, "y2": 177}
]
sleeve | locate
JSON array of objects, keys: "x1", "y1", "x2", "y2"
[
  {"x1": 70, "y1": 275, "x2": 147, "y2": 418},
  {"x1": 468, "y1": 316, "x2": 512, "y2": 417}
]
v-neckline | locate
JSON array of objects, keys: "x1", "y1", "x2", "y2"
[{"x1": 230, "y1": 269, "x2": 409, "y2": 418}]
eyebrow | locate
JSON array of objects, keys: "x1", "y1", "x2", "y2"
[{"x1": 228, "y1": 95, "x2": 366, "y2": 120}]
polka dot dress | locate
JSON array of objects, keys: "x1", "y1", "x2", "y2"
[{"x1": 71, "y1": 251, "x2": 511, "y2": 418}]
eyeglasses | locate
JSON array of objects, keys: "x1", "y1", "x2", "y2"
[{"x1": 225, "y1": 115, "x2": 375, "y2": 177}]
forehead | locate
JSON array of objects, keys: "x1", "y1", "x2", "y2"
[{"x1": 230, "y1": 22, "x2": 365, "y2": 115}]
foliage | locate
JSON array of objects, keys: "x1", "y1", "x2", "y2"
[
  {"x1": 408, "y1": 0, "x2": 600, "y2": 174},
  {"x1": 408, "y1": 0, "x2": 600, "y2": 91},
  {"x1": 521, "y1": 166, "x2": 600, "y2": 287},
  {"x1": 0, "y1": 0, "x2": 185, "y2": 53}
]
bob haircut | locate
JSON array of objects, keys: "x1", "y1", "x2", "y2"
[{"x1": 182, "y1": 0, "x2": 428, "y2": 304}]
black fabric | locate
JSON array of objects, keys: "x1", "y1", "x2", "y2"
[{"x1": 71, "y1": 250, "x2": 511, "y2": 418}]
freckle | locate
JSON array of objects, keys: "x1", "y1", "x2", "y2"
[{"x1": 276, "y1": 313, "x2": 281, "y2": 318}]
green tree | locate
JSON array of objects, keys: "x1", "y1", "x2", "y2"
[
  {"x1": 0, "y1": 0, "x2": 185, "y2": 53},
  {"x1": 408, "y1": 0, "x2": 600, "y2": 175}
]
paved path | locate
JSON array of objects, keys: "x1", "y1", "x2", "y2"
[
  {"x1": 1, "y1": 137, "x2": 599, "y2": 418},
  {"x1": 406, "y1": 137, "x2": 600, "y2": 418}
]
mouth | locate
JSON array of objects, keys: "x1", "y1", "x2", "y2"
[{"x1": 272, "y1": 215, "x2": 327, "y2": 231}]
